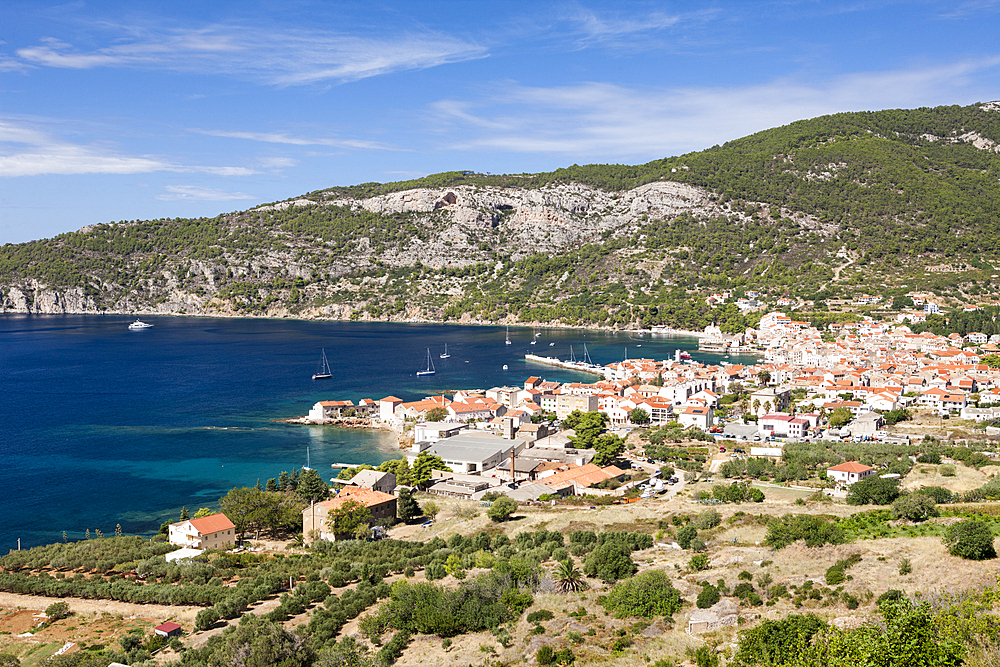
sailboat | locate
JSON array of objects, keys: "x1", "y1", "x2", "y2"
[
  {"x1": 312, "y1": 348, "x2": 332, "y2": 380},
  {"x1": 440, "y1": 343, "x2": 451, "y2": 359},
  {"x1": 303, "y1": 447, "x2": 313, "y2": 471},
  {"x1": 583, "y1": 343, "x2": 595, "y2": 367},
  {"x1": 505, "y1": 326, "x2": 511, "y2": 345},
  {"x1": 530, "y1": 327, "x2": 537, "y2": 345},
  {"x1": 417, "y1": 348, "x2": 436, "y2": 376}
]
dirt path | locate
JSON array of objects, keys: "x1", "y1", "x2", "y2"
[{"x1": 0, "y1": 592, "x2": 198, "y2": 623}]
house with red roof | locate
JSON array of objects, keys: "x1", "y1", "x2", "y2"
[
  {"x1": 302, "y1": 486, "x2": 397, "y2": 544},
  {"x1": 827, "y1": 461, "x2": 875, "y2": 487},
  {"x1": 168, "y1": 513, "x2": 236, "y2": 549}
]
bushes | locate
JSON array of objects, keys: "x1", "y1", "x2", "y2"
[
  {"x1": 914, "y1": 486, "x2": 954, "y2": 504},
  {"x1": 732, "y1": 614, "x2": 828, "y2": 667},
  {"x1": 846, "y1": 477, "x2": 902, "y2": 506},
  {"x1": 527, "y1": 609, "x2": 554, "y2": 623},
  {"x1": 45, "y1": 601, "x2": 71, "y2": 620},
  {"x1": 695, "y1": 509, "x2": 722, "y2": 530},
  {"x1": 764, "y1": 515, "x2": 846, "y2": 549},
  {"x1": 943, "y1": 520, "x2": 997, "y2": 560},
  {"x1": 487, "y1": 497, "x2": 518, "y2": 522},
  {"x1": 711, "y1": 482, "x2": 765, "y2": 503},
  {"x1": 538, "y1": 646, "x2": 575, "y2": 666},
  {"x1": 0, "y1": 536, "x2": 176, "y2": 573},
  {"x1": 365, "y1": 565, "x2": 537, "y2": 638},
  {"x1": 601, "y1": 570, "x2": 683, "y2": 618},
  {"x1": 583, "y1": 542, "x2": 637, "y2": 583},
  {"x1": 825, "y1": 554, "x2": 861, "y2": 585},
  {"x1": 696, "y1": 585, "x2": 721, "y2": 609},
  {"x1": 688, "y1": 554, "x2": 710, "y2": 571},
  {"x1": 891, "y1": 494, "x2": 939, "y2": 522},
  {"x1": 676, "y1": 526, "x2": 698, "y2": 549}
]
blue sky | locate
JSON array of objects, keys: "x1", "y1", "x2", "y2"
[{"x1": 1, "y1": 0, "x2": 999, "y2": 244}]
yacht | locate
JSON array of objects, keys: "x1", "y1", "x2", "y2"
[
  {"x1": 417, "y1": 348, "x2": 436, "y2": 376},
  {"x1": 128, "y1": 319, "x2": 153, "y2": 330}
]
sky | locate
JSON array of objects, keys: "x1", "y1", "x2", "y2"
[{"x1": 1, "y1": 1, "x2": 999, "y2": 244}]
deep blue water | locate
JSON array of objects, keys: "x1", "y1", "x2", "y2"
[{"x1": 0, "y1": 315, "x2": 754, "y2": 549}]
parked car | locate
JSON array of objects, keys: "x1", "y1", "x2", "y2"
[{"x1": 719, "y1": 446, "x2": 727, "y2": 453}]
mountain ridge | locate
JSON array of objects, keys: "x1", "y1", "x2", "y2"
[{"x1": 2, "y1": 102, "x2": 1000, "y2": 331}]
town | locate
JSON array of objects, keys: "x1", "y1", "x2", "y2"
[{"x1": 267, "y1": 310, "x2": 1000, "y2": 522}]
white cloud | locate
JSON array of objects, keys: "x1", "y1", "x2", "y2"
[
  {"x1": 155, "y1": 185, "x2": 256, "y2": 202},
  {"x1": 567, "y1": 8, "x2": 683, "y2": 40},
  {"x1": 191, "y1": 128, "x2": 394, "y2": 151},
  {"x1": 0, "y1": 119, "x2": 256, "y2": 177},
  {"x1": 429, "y1": 57, "x2": 1000, "y2": 159},
  {"x1": 14, "y1": 25, "x2": 488, "y2": 86}
]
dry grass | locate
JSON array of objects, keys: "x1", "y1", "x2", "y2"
[{"x1": 902, "y1": 461, "x2": 992, "y2": 493}]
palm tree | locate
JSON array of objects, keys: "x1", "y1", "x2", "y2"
[
  {"x1": 554, "y1": 559, "x2": 587, "y2": 593},
  {"x1": 752, "y1": 399, "x2": 761, "y2": 415}
]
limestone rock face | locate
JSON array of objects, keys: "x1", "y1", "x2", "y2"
[{"x1": 1, "y1": 282, "x2": 98, "y2": 313}]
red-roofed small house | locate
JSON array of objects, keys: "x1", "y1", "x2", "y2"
[
  {"x1": 827, "y1": 461, "x2": 875, "y2": 487},
  {"x1": 168, "y1": 513, "x2": 236, "y2": 549}
]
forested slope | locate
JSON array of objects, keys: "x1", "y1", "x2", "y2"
[{"x1": 1, "y1": 102, "x2": 999, "y2": 330}]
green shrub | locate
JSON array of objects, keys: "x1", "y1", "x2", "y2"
[
  {"x1": 695, "y1": 509, "x2": 722, "y2": 530},
  {"x1": 846, "y1": 477, "x2": 902, "y2": 506},
  {"x1": 45, "y1": 601, "x2": 71, "y2": 621},
  {"x1": 915, "y1": 488, "x2": 952, "y2": 506},
  {"x1": 676, "y1": 525, "x2": 698, "y2": 549},
  {"x1": 765, "y1": 514, "x2": 845, "y2": 549},
  {"x1": 600, "y1": 570, "x2": 683, "y2": 619},
  {"x1": 899, "y1": 558, "x2": 912, "y2": 575},
  {"x1": 583, "y1": 542, "x2": 637, "y2": 583},
  {"x1": 732, "y1": 614, "x2": 827, "y2": 666},
  {"x1": 487, "y1": 497, "x2": 518, "y2": 522},
  {"x1": 689, "y1": 554, "x2": 710, "y2": 571},
  {"x1": 696, "y1": 585, "x2": 721, "y2": 609},
  {"x1": 891, "y1": 494, "x2": 939, "y2": 522},
  {"x1": 527, "y1": 609, "x2": 554, "y2": 623},
  {"x1": 939, "y1": 464, "x2": 956, "y2": 477},
  {"x1": 943, "y1": 520, "x2": 997, "y2": 560}
]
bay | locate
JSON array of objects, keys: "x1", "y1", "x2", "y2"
[{"x1": 0, "y1": 315, "x2": 753, "y2": 549}]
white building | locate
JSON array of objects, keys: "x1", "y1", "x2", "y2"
[
  {"x1": 168, "y1": 513, "x2": 236, "y2": 549},
  {"x1": 826, "y1": 461, "x2": 875, "y2": 487}
]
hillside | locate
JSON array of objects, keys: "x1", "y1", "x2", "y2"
[{"x1": 2, "y1": 102, "x2": 1000, "y2": 330}]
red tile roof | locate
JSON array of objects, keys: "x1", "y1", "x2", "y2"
[
  {"x1": 188, "y1": 513, "x2": 235, "y2": 535},
  {"x1": 828, "y1": 461, "x2": 873, "y2": 473}
]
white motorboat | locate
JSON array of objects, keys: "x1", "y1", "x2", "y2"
[{"x1": 128, "y1": 319, "x2": 153, "y2": 330}]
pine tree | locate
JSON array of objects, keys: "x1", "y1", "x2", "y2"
[
  {"x1": 180, "y1": 506, "x2": 189, "y2": 521},
  {"x1": 397, "y1": 487, "x2": 421, "y2": 522},
  {"x1": 297, "y1": 468, "x2": 329, "y2": 503},
  {"x1": 278, "y1": 471, "x2": 290, "y2": 491},
  {"x1": 266, "y1": 478, "x2": 278, "y2": 492}
]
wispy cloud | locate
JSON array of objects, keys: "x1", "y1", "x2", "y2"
[
  {"x1": 429, "y1": 57, "x2": 1000, "y2": 159},
  {"x1": 13, "y1": 25, "x2": 488, "y2": 86},
  {"x1": 567, "y1": 8, "x2": 683, "y2": 40},
  {"x1": 0, "y1": 56, "x2": 30, "y2": 73},
  {"x1": 191, "y1": 128, "x2": 394, "y2": 151},
  {"x1": 0, "y1": 119, "x2": 255, "y2": 177},
  {"x1": 155, "y1": 185, "x2": 256, "y2": 202}
]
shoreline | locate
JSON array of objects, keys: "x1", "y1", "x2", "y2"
[{"x1": 0, "y1": 309, "x2": 707, "y2": 338}]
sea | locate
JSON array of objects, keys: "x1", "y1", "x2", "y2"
[{"x1": 0, "y1": 315, "x2": 757, "y2": 549}]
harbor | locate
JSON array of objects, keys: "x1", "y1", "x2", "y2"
[{"x1": 524, "y1": 353, "x2": 608, "y2": 377}]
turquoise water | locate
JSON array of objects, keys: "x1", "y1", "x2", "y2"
[{"x1": 0, "y1": 315, "x2": 753, "y2": 548}]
